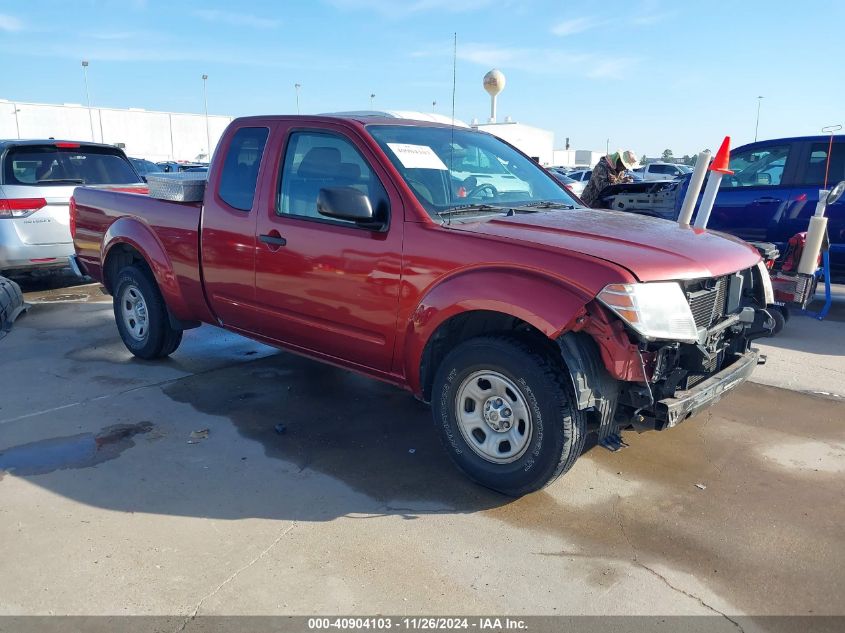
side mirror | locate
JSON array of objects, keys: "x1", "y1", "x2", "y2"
[
  {"x1": 317, "y1": 187, "x2": 382, "y2": 228},
  {"x1": 827, "y1": 180, "x2": 845, "y2": 206}
]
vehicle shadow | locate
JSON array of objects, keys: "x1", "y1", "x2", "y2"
[
  {"x1": 1, "y1": 346, "x2": 517, "y2": 521},
  {"x1": 13, "y1": 270, "x2": 90, "y2": 294}
]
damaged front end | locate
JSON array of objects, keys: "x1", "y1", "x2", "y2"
[{"x1": 558, "y1": 264, "x2": 774, "y2": 448}]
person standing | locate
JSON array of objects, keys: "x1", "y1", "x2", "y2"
[{"x1": 581, "y1": 150, "x2": 638, "y2": 207}]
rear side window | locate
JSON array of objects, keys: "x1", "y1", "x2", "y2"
[
  {"x1": 799, "y1": 142, "x2": 845, "y2": 186},
  {"x1": 3, "y1": 146, "x2": 141, "y2": 186},
  {"x1": 218, "y1": 127, "x2": 269, "y2": 211}
]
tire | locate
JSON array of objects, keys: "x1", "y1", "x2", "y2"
[
  {"x1": 0, "y1": 275, "x2": 27, "y2": 339},
  {"x1": 769, "y1": 307, "x2": 786, "y2": 336},
  {"x1": 113, "y1": 264, "x2": 182, "y2": 359},
  {"x1": 431, "y1": 336, "x2": 586, "y2": 497}
]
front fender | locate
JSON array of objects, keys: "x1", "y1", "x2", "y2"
[
  {"x1": 102, "y1": 217, "x2": 192, "y2": 321},
  {"x1": 402, "y1": 268, "x2": 593, "y2": 394}
]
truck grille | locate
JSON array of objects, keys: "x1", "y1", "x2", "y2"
[{"x1": 685, "y1": 276, "x2": 728, "y2": 329}]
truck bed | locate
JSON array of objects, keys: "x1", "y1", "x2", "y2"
[{"x1": 72, "y1": 187, "x2": 208, "y2": 323}]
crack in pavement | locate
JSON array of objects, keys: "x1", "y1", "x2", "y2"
[
  {"x1": 635, "y1": 562, "x2": 745, "y2": 633},
  {"x1": 175, "y1": 521, "x2": 297, "y2": 632},
  {"x1": 613, "y1": 496, "x2": 744, "y2": 632}
]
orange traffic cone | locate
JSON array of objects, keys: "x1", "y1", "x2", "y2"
[{"x1": 709, "y1": 136, "x2": 734, "y2": 175}]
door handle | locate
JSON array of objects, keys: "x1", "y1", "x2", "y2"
[
  {"x1": 259, "y1": 232, "x2": 287, "y2": 248},
  {"x1": 753, "y1": 196, "x2": 782, "y2": 204}
]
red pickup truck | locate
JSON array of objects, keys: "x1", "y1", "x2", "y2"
[{"x1": 71, "y1": 115, "x2": 774, "y2": 496}]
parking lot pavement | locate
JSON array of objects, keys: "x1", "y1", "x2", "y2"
[
  {"x1": 753, "y1": 285, "x2": 845, "y2": 399},
  {"x1": 1, "y1": 289, "x2": 843, "y2": 619}
]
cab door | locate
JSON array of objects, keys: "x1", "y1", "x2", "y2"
[
  {"x1": 251, "y1": 123, "x2": 404, "y2": 372},
  {"x1": 199, "y1": 125, "x2": 272, "y2": 329}
]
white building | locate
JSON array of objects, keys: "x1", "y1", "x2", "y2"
[
  {"x1": 551, "y1": 148, "x2": 604, "y2": 169},
  {"x1": 0, "y1": 99, "x2": 233, "y2": 162},
  {"x1": 473, "y1": 120, "x2": 555, "y2": 166}
]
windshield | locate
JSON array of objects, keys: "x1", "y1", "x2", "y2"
[
  {"x1": 4, "y1": 145, "x2": 142, "y2": 186},
  {"x1": 367, "y1": 125, "x2": 578, "y2": 216}
]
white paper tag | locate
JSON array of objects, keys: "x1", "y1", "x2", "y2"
[{"x1": 386, "y1": 143, "x2": 448, "y2": 170}]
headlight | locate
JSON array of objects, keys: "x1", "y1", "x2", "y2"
[
  {"x1": 755, "y1": 261, "x2": 774, "y2": 305},
  {"x1": 598, "y1": 282, "x2": 698, "y2": 342}
]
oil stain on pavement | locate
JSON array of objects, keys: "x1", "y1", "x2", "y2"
[{"x1": 0, "y1": 422, "x2": 154, "y2": 478}]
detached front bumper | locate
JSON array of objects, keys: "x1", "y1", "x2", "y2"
[{"x1": 653, "y1": 349, "x2": 759, "y2": 429}]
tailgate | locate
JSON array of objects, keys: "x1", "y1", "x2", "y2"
[{"x1": 2, "y1": 185, "x2": 75, "y2": 245}]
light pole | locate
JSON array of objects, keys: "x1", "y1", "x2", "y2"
[
  {"x1": 370, "y1": 93, "x2": 375, "y2": 108},
  {"x1": 295, "y1": 83, "x2": 301, "y2": 114},
  {"x1": 432, "y1": 100, "x2": 437, "y2": 112},
  {"x1": 81, "y1": 60, "x2": 95, "y2": 141},
  {"x1": 12, "y1": 105, "x2": 20, "y2": 139},
  {"x1": 754, "y1": 96, "x2": 763, "y2": 142},
  {"x1": 202, "y1": 74, "x2": 211, "y2": 161}
]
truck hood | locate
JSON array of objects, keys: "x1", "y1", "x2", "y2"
[{"x1": 450, "y1": 207, "x2": 761, "y2": 281}]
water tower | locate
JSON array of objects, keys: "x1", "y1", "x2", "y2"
[{"x1": 483, "y1": 69, "x2": 506, "y2": 123}]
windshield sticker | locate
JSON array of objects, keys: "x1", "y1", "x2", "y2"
[{"x1": 386, "y1": 143, "x2": 448, "y2": 170}]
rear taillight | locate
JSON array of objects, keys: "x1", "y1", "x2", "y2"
[
  {"x1": 0, "y1": 198, "x2": 47, "y2": 219},
  {"x1": 69, "y1": 196, "x2": 78, "y2": 239}
]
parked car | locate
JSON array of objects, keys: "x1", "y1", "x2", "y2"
[
  {"x1": 566, "y1": 169, "x2": 592, "y2": 183},
  {"x1": 129, "y1": 157, "x2": 164, "y2": 182},
  {"x1": 0, "y1": 140, "x2": 144, "y2": 275},
  {"x1": 71, "y1": 114, "x2": 773, "y2": 496},
  {"x1": 156, "y1": 161, "x2": 208, "y2": 173},
  {"x1": 548, "y1": 169, "x2": 586, "y2": 196},
  {"x1": 599, "y1": 135, "x2": 845, "y2": 280},
  {"x1": 635, "y1": 162, "x2": 690, "y2": 181}
]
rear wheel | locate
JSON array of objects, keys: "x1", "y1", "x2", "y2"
[
  {"x1": 113, "y1": 264, "x2": 182, "y2": 359},
  {"x1": 431, "y1": 336, "x2": 585, "y2": 496}
]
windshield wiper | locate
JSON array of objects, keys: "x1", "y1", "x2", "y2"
[
  {"x1": 438, "y1": 203, "x2": 509, "y2": 217},
  {"x1": 36, "y1": 178, "x2": 85, "y2": 184},
  {"x1": 513, "y1": 201, "x2": 576, "y2": 210}
]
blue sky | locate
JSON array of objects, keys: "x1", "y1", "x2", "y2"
[{"x1": 0, "y1": 0, "x2": 841, "y2": 157}]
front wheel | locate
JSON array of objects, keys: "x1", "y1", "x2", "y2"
[
  {"x1": 113, "y1": 264, "x2": 182, "y2": 359},
  {"x1": 431, "y1": 336, "x2": 585, "y2": 496}
]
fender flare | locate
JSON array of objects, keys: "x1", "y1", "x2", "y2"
[
  {"x1": 101, "y1": 217, "x2": 193, "y2": 322},
  {"x1": 402, "y1": 267, "x2": 592, "y2": 395}
]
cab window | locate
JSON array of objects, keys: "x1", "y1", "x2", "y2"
[
  {"x1": 721, "y1": 144, "x2": 790, "y2": 187},
  {"x1": 277, "y1": 131, "x2": 388, "y2": 227}
]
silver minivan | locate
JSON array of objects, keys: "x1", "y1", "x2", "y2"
[{"x1": 0, "y1": 140, "x2": 143, "y2": 275}]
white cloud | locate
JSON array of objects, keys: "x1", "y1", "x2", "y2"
[
  {"x1": 586, "y1": 57, "x2": 640, "y2": 79},
  {"x1": 551, "y1": 16, "x2": 600, "y2": 36},
  {"x1": 327, "y1": 0, "x2": 496, "y2": 16},
  {"x1": 193, "y1": 9, "x2": 280, "y2": 29},
  {"x1": 631, "y1": 11, "x2": 674, "y2": 25},
  {"x1": 438, "y1": 42, "x2": 638, "y2": 80},
  {"x1": 631, "y1": 0, "x2": 675, "y2": 26},
  {"x1": 0, "y1": 13, "x2": 23, "y2": 32}
]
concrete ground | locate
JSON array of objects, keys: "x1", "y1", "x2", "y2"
[{"x1": 0, "y1": 279, "x2": 843, "y2": 622}]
